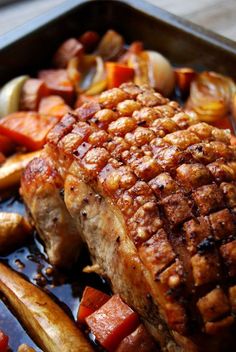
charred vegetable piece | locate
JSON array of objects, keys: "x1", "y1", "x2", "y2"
[
  {"x1": 0, "y1": 330, "x2": 9, "y2": 352},
  {"x1": 0, "y1": 263, "x2": 95, "y2": 352},
  {"x1": 0, "y1": 150, "x2": 41, "y2": 190},
  {"x1": 0, "y1": 212, "x2": 31, "y2": 254},
  {"x1": 0, "y1": 112, "x2": 58, "y2": 151},
  {"x1": 86, "y1": 294, "x2": 139, "y2": 352},
  {"x1": 38, "y1": 95, "x2": 71, "y2": 118},
  {"x1": 97, "y1": 30, "x2": 124, "y2": 61},
  {"x1": 79, "y1": 31, "x2": 100, "y2": 53},
  {"x1": 77, "y1": 286, "x2": 110, "y2": 324},
  {"x1": 20, "y1": 78, "x2": 48, "y2": 111},
  {"x1": 0, "y1": 135, "x2": 15, "y2": 156},
  {"x1": 106, "y1": 63, "x2": 134, "y2": 89},
  {"x1": 38, "y1": 69, "x2": 75, "y2": 105},
  {"x1": 0, "y1": 75, "x2": 29, "y2": 118},
  {"x1": 115, "y1": 324, "x2": 158, "y2": 352},
  {"x1": 53, "y1": 38, "x2": 84, "y2": 68}
]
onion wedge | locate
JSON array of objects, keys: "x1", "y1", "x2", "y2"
[
  {"x1": 0, "y1": 263, "x2": 94, "y2": 352},
  {"x1": 0, "y1": 75, "x2": 29, "y2": 118}
]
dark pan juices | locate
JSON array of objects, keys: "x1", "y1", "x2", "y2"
[{"x1": 0, "y1": 195, "x2": 110, "y2": 351}]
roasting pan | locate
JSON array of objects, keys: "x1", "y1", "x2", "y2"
[{"x1": 0, "y1": 0, "x2": 236, "y2": 350}]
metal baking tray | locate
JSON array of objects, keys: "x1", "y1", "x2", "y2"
[{"x1": 0, "y1": 1, "x2": 236, "y2": 350}]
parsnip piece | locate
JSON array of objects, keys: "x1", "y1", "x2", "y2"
[
  {"x1": 0, "y1": 263, "x2": 94, "y2": 352},
  {"x1": 0, "y1": 150, "x2": 41, "y2": 190},
  {"x1": 0, "y1": 212, "x2": 31, "y2": 253}
]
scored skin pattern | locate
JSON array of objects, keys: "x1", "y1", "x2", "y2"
[{"x1": 45, "y1": 83, "x2": 236, "y2": 344}]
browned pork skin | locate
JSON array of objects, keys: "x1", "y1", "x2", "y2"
[{"x1": 22, "y1": 83, "x2": 236, "y2": 351}]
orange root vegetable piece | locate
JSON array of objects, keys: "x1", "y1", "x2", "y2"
[
  {"x1": 38, "y1": 69, "x2": 75, "y2": 105},
  {"x1": 77, "y1": 286, "x2": 110, "y2": 324},
  {"x1": 174, "y1": 68, "x2": 196, "y2": 96},
  {"x1": 20, "y1": 78, "x2": 48, "y2": 111},
  {"x1": 105, "y1": 63, "x2": 134, "y2": 89},
  {"x1": 39, "y1": 96, "x2": 71, "y2": 118},
  {"x1": 116, "y1": 324, "x2": 158, "y2": 352},
  {"x1": 0, "y1": 135, "x2": 15, "y2": 155},
  {"x1": 0, "y1": 112, "x2": 58, "y2": 151},
  {"x1": 79, "y1": 31, "x2": 100, "y2": 53},
  {"x1": 53, "y1": 38, "x2": 84, "y2": 68},
  {"x1": 0, "y1": 263, "x2": 94, "y2": 352},
  {"x1": 86, "y1": 294, "x2": 139, "y2": 352}
]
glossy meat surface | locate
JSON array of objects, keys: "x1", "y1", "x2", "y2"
[{"x1": 21, "y1": 83, "x2": 236, "y2": 351}]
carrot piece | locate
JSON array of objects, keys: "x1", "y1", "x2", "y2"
[
  {"x1": 105, "y1": 62, "x2": 134, "y2": 89},
  {"x1": 116, "y1": 324, "x2": 157, "y2": 352},
  {"x1": 0, "y1": 134, "x2": 15, "y2": 155},
  {"x1": 0, "y1": 330, "x2": 9, "y2": 352},
  {"x1": 77, "y1": 286, "x2": 110, "y2": 324},
  {"x1": 53, "y1": 38, "x2": 84, "y2": 68},
  {"x1": 0, "y1": 112, "x2": 58, "y2": 151},
  {"x1": 86, "y1": 294, "x2": 139, "y2": 352},
  {"x1": 39, "y1": 95, "x2": 71, "y2": 118},
  {"x1": 20, "y1": 78, "x2": 48, "y2": 110},
  {"x1": 38, "y1": 69, "x2": 75, "y2": 105}
]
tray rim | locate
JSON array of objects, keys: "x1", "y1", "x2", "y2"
[{"x1": 0, "y1": 0, "x2": 236, "y2": 55}]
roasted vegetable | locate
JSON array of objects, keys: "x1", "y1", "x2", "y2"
[
  {"x1": 86, "y1": 295, "x2": 139, "y2": 352},
  {"x1": 0, "y1": 112, "x2": 58, "y2": 151},
  {"x1": 0, "y1": 150, "x2": 40, "y2": 190},
  {"x1": 0, "y1": 212, "x2": 31, "y2": 254},
  {"x1": 53, "y1": 38, "x2": 84, "y2": 68},
  {"x1": 79, "y1": 31, "x2": 100, "y2": 53},
  {"x1": 186, "y1": 71, "x2": 236, "y2": 122},
  {"x1": 106, "y1": 62, "x2": 134, "y2": 89},
  {"x1": 0, "y1": 263, "x2": 94, "y2": 352},
  {"x1": 77, "y1": 286, "x2": 110, "y2": 324},
  {"x1": 0, "y1": 75, "x2": 29, "y2": 118},
  {"x1": 38, "y1": 69, "x2": 75, "y2": 105},
  {"x1": 20, "y1": 78, "x2": 48, "y2": 111},
  {"x1": 116, "y1": 324, "x2": 158, "y2": 352},
  {"x1": 38, "y1": 95, "x2": 71, "y2": 118},
  {"x1": 128, "y1": 50, "x2": 175, "y2": 96},
  {"x1": 97, "y1": 30, "x2": 124, "y2": 61}
]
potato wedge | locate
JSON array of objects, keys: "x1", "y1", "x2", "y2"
[
  {"x1": 0, "y1": 151, "x2": 41, "y2": 190},
  {"x1": 0, "y1": 263, "x2": 94, "y2": 352},
  {"x1": 0, "y1": 212, "x2": 31, "y2": 253}
]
